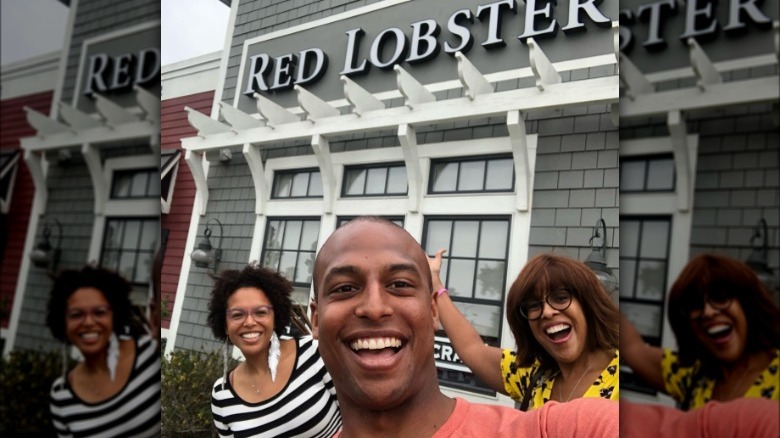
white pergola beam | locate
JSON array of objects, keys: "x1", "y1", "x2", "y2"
[
  {"x1": 242, "y1": 143, "x2": 268, "y2": 215},
  {"x1": 528, "y1": 37, "x2": 561, "y2": 91},
  {"x1": 23, "y1": 150, "x2": 48, "y2": 216},
  {"x1": 507, "y1": 111, "x2": 532, "y2": 212},
  {"x1": 311, "y1": 134, "x2": 335, "y2": 214},
  {"x1": 23, "y1": 106, "x2": 73, "y2": 137},
  {"x1": 82, "y1": 143, "x2": 106, "y2": 215},
  {"x1": 620, "y1": 76, "x2": 778, "y2": 117},
  {"x1": 341, "y1": 75, "x2": 385, "y2": 116},
  {"x1": 21, "y1": 120, "x2": 157, "y2": 151},
  {"x1": 397, "y1": 124, "x2": 422, "y2": 213},
  {"x1": 185, "y1": 149, "x2": 209, "y2": 216},
  {"x1": 183, "y1": 75, "x2": 618, "y2": 152},
  {"x1": 455, "y1": 51, "x2": 493, "y2": 100},
  {"x1": 94, "y1": 93, "x2": 139, "y2": 126},
  {"x1": 618, "y1": 54, "x2": 654, "y2": 100},
  {"x1": 59, "y1": 103, "x2": 103, "y2": 130},
  {"x1": 219, "y1": 102, "x2": 265, "y2": 130},
  {"x1": 668, "y1": 110, "x2": 694, "y2": 212},
  {"x1": 394, "y1": 65, "x2": 436, "y2": 109},
  {"x1": 134, "y1": 85, "x2": 160, "y2": 123},
  {"x1": 185, "y1": 106, "x2": 232, "y2": 137},
  {"x1": 295, "y1": 85, "x2": 340, "y2": 121},
  {"x1": 254, "y1": 92, "x2": 300, "y2": 126},
  {"x1": 688, "y1": 38, "x2": 721, "y2": 91}
]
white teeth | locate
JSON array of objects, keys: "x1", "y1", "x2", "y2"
[
  {"x1": 350, "y1": 337, "x2": 402, "y2": 351},
  {"x1": 80, "y1": 333, "x2": 100, "y2": 340},
  {"x1": 707, "y1": 324, "x2": 731, "y2": 335},
  {"x1": 241, "y1": 332, "x2": 260, "y2": 339},
  {"x1": 545, "y1": 324, "x2": 570, "y2": 335}
]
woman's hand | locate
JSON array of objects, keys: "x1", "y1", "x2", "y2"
[{"x1": 427, "y1": 249, "x2": 446, "y2": 293}]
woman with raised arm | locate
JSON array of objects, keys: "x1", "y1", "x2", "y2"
[
  {"x1": 620, "y1": 253, "x2": 779, "y2": 410},
  {"x1": 430, "y1": 250, "x2": 619, "y2": 411},
  {"x1": 208, "y1": 263, "x2": 341, "y2": 437},
  {"x1": 47, "y1": 266, "x2": 160, "y2": 437}
]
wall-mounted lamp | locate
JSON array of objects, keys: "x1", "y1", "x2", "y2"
[
  {"x1": 191, "y1": 218, "x2": 223, "y2": 272},
  {"x1": 584, "y1": 218, "x2": 618, "y2": 294},
  {"x1": 30, "y1": 218, "x2": 63, "y2": 272},
  {"x1": 745, "y1": 218, "x2": 776, "y2": 295}
]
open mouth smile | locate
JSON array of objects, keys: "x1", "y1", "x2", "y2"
[
  {"x1": 705, "y1": 323, "x2": 733, "y2": 343},
  {"x1": 544, "y1": 323, "x2": 572, "y2": 343},
  {"x1": 347, "y1": 337, "x2": 405, "y2": 369}
]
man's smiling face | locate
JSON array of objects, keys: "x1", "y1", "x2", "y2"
[{"x1": 311, "y1": 220, "x2": 438, "y2": 411}]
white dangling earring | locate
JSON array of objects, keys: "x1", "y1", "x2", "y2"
[
  {"x1": 269, "y1": 331, "x2": 280, "y2": 382},
  {"x1": 222, "y1": 339, "x2": 229, "y2": 391},
  {"x1": 107, "y1": 332, "x2": 119, "y2": 381},
  {"x1": 61, "y1": 343, "x2": 69, "y2": 379}
]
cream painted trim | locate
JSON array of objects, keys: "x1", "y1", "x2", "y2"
[
  {"x1": 0, "y1": 52, "x2": 60, "y2": 100},
  {"x1": 0, "y1": 153, "x2": 20, "y2": 214},
  {"x1": 50, "y1": 0, "x2": 79, "y2": 120},
  {"x1": 210, "y1": 0, "x2": 241, "y2": 119}
]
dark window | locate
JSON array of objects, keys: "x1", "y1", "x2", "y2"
[
  {"x1": 111, "y1": 168, "x2": 161, "y2": 199},
  {"x1": 271, "y1": 168, "x2": 323, "y2": 199},
  {"x1": 423, "y1": 216, "x2": 511, "y2": 395},
  {"x1": 261, "y1": 218, "x2": 321, "y2": 306},
  {"x1": 429, "y1": 155, "x2": 514, "y2": 194},
  {"x1": 337, "y1": 216, "x2": 405, "y2": 228},
  {"x1": 342, "y1": 163, "x2": 408, "y2": 197},
  {"x1": 620, "y1": 155, "x2": 676, "y2": 193},
  {"x1": 100, "y1": 217, "x2": 159, "y2": 286}
]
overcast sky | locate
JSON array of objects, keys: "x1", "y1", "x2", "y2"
[{"x1": 1, "y1": 0, "x2": 230, "y2": 67}]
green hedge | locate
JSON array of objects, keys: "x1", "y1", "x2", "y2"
[
  {"x1": 161, "y1": 340, "x2": 238, "y2": 437},
  {"x1": 0, "y1": 349, "x2": 65, "y2": 436}
]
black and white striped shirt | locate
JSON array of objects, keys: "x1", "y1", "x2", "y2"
[
  {"x1": 211, "y1": 336, "x2": 342, "y2": 438},
  {"x1": 49, "y1": 335, "x2": 161, "y2": 438}
]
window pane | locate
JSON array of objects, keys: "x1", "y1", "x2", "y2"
[
  {"x1": 425, "y1": 221, "x2": 452, "y2": 254},
  {"x1": 478, "y1": 221, "x2": 508, "y2": 259},
  {"x1": 622, "y1": 302, "x2": 662, "y2": 339},
  {"x1": 112, "y1": 174, "x2": 132, "y2": 198},
  {"x1": 636, "y1": 260, "x2": 667, "y2": 301},
  {"x1": 295, "y1": 252, "x2": 315, "y2": 284},
  {"x1": 365, "y1": 167, "x2": 388, "y2": 195},
  {"x1": 122, "y1": 221, "x2": 141, "y2": 249},
  {"x1": 620, "y1": 161, "x2": 646, "y2": 191},
  {"x1": 640, "y1": 221, "x2": 669, "y2": 258},
  {"x1": 291, "y1": 172, "x2": 310, "y2": 197},
  {"x1": 274, "y1": 174, "x2": 292, "y2": 197},
  {"x1": 262, "y1": 249, "x2": 281, "y2": 271},
  {"x1": 386, "y1": 166, "x2": 407, "y2": 194},
  {"x1": 475, "y1": 260, "x2": 505, "y2": 301},
  {"x1": 266, "y1": 221, "x2": 284, "y2": 249},
  {"x1": 485, "y1": 159, "x2": 513, "y2": 190},
  {"x1": 300, "y1": 221, "x2": 320, "y2": 251},
  {"x1": 453, "y1": 301, "x2": 500, "y2": 338},
  {"x1": 135, "y1": 252, "x2": 152, "y2": 284},
  {"x1": 140, "y1": 220, "x2": 158, "y2": 250},
  {"x1": 282, "y1": 221, "x2": 302, "y2": 250},
  {"x1": 620, "y1": 260, "x2": 636, "y2": 298},
  {"x1": 104, "y1": 221, "x2": 123, "y2": 250},
  {"x1": 279, "y1": 251, "x2": 297, "y2": 281},
  {"x1": 308, "y1": 172, "x2": 323, "y2": 197},
  {"x1": 118, "y1": 252, "x2": 136, "y2": 282},
  {"x1": 646, "y1": 158, "x2": 675, "y2": 191},
  {"x1": 130, "y1": 172, "x2": 148, "y2": 197},
  {"x1": 458, "y1": 161, "x2": 485, "y2": 191},
  {"x1": 344, "y1": 169, "x2": 366, "y2": 195},
  {"x1": 101, "y1": 249, "x2": 120, "y2": 271},
  {"x1": 148, "y1": 173, "x2": 161, "y2": 197},
  {"x1": 432, "y1": 163, "x2": 457, "y2": 192},
  {"x1": 451, "y1": 221, "x2": 479, "y2": 257},
  {"x1": 620, "y1": 220, "x2": 640, "y2": 257},
  {"x1": 448, "y1": 259, "x2": 475, "y2": 298}
]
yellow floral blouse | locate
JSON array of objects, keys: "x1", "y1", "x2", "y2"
[
  {"x1": 500, "y1": 349, "x2": 619, "y2": 411},
  {"x1": 661, "y1": 348, "x2": 780, "y2": 410}
]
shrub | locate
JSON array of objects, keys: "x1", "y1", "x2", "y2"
[
  {"x1": 161, "y1": 342, "x2": 237, "y2": 437},
  {"x1": 0, "y1": 348, "x2": 68, "y2": 436}
]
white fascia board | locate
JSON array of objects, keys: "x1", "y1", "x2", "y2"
[
  {"x1": 0, "y1": 52, "x2": 60, "y2": 100},
  {"x1": 20, "y1": 121, "x2": 157, "y2": 151},
  {"x1": 620, "y1": 75, "x2": 779, "y2": 118},
  {"x1": 161, "y1": 52, "x2": 221, "y2": 100},
  {"x1": 184, "y1": 75, "x2": 618, "y2": 152},
  {"x1": 619, "y1": 138, "x2": 673, "y2": 157},
  {"x1": 422, "y1": 194, "x2": 518, "y2": 216}
]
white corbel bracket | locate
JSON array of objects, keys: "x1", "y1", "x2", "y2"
[
  {"x1": 311, "y1": 135, "x2": 335, "y2": 214},
  {"x1": 397, "y1": 124, "x2": 422, "y2": 213},
  {"x1": 219, "y1": 102, "x2": 265, "y2": 131},
  {"x1": 94, "y1": 93, "x2": 139, "y2": 127},
  {"x1": 454, "y1": 51, "x2": 493, "y2": 100},
  {"x1": 612, "y1": 21, "x2": 620, "y2": 63},
  {"x1": 134, "y1": 85, "x2": 160, "y2": 123},
  {"x1": 243, "y1": 143, "x2": 268, "y2": 215},
  {"x1": 394, "y1": 65, "x2": 436, "y2": 109},
  {"x1": 185, "y1": 149, "x2": 209, "y2": 216},
  {"x1": 253, "y1": 93, "x2": 300, "y2": 127},
  {"x1": 59, "y1": 103, "x2": 103, "y2": 130},
  {"x1": 688, "y1": 38, "x2": 721, "y2": 91},
  {"x1": 507, "y1": 111, "x2": 534, "y2": 212},
  {"x1": 668, "y1": 110, "x2": 696, "y2": 212},
  {"x1": 295, "y1": 85, "x2": 340, "y2": 122},
  {"x1": 23, "y1": 150, "x2": 48, "y2": 216},
  {"x1": 342, "y1": 75, "x2": 385, "y2": 116},
  {"x1": 185, "y1": 106, "x2": 232, "y2": 137},
  {"x1": 528, "y1": 38, "x2": 561, "y2": 91},
  {"x1": 23, "y1": 106, "x2": 73, "y2": 137},
  {"x1": 82, "y1": 143, "x2": 107, "y2": 216},
  {"x1": 618, "y1": 54, "x2": 653, "y2": 101}
]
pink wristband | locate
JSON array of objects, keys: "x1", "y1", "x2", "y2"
[{"x1": 435, "y1": 287, "x2": 448, "y2": 297}]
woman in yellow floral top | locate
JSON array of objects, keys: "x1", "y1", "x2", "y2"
[
  {"x1": 621, "y1": 254, "x2": 779, "y2": 410},
  {"x1": 430, "y1": 251, "x2": 619, "y2": 411}
]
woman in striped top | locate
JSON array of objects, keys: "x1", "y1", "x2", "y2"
[
  {"x1": 46, "y1": 266, "x2": 161, "y2": 437},
  {"x1": 208, "y1": 264, "x2": 342, "y2": 438}
]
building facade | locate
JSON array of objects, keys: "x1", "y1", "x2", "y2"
[{"x1": 165, "y1": 0, "x2": 621, "y2": 406}]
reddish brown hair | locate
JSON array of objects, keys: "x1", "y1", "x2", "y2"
[{"x1": 506, "y1": 253, "x2": 619, "y2": 370}]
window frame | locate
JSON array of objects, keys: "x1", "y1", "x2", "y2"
[
  {"x1": 427, "y1": 154, "x2": 515, "y2": 195},
  {"x1": 270, "y1": 167, "x2": 324, "y2": 199},
  {"x1": 259, "y1": 217, "x2": 321, "y2": 288},
  {"x1": 340, "y1": 162, "x2": 408, "y2": 198},
  {"x1": 619, "y1": 154, "x2": 677, "y2": 194}
]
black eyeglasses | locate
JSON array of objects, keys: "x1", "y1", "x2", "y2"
[
  {"x1": 688, "y1": 294, "x2": 733, "y2": 319},
  {"x1": 519, "y1": 288, "x2": 572, "y2": 321}
]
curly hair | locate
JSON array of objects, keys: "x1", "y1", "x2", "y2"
[
  {"x1": 46, "y1": 266, "x2": 138, "y2": 342},
  {"x1": 668, "y1": 253, "x2": 780, "y2": 372},
  {"x1": 207, "y1": 264, "x2": 294, "y2": 341},
  {"x1": 505, "y1": 253, "x2": 619, "y2": 371}
]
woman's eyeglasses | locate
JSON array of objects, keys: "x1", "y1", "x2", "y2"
[
  {"x1": 66, "y1": 306, "x2": 112, "y2": 323},
  {"x1": 226, "y1": 305, "x2": 274, "y2": 324},
  {"x1": 519, "y1": 288, "x2": 572, "y2": 321},
  {"x1": 688, "y1": 294, "x2": 733, "y2": 319}
]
